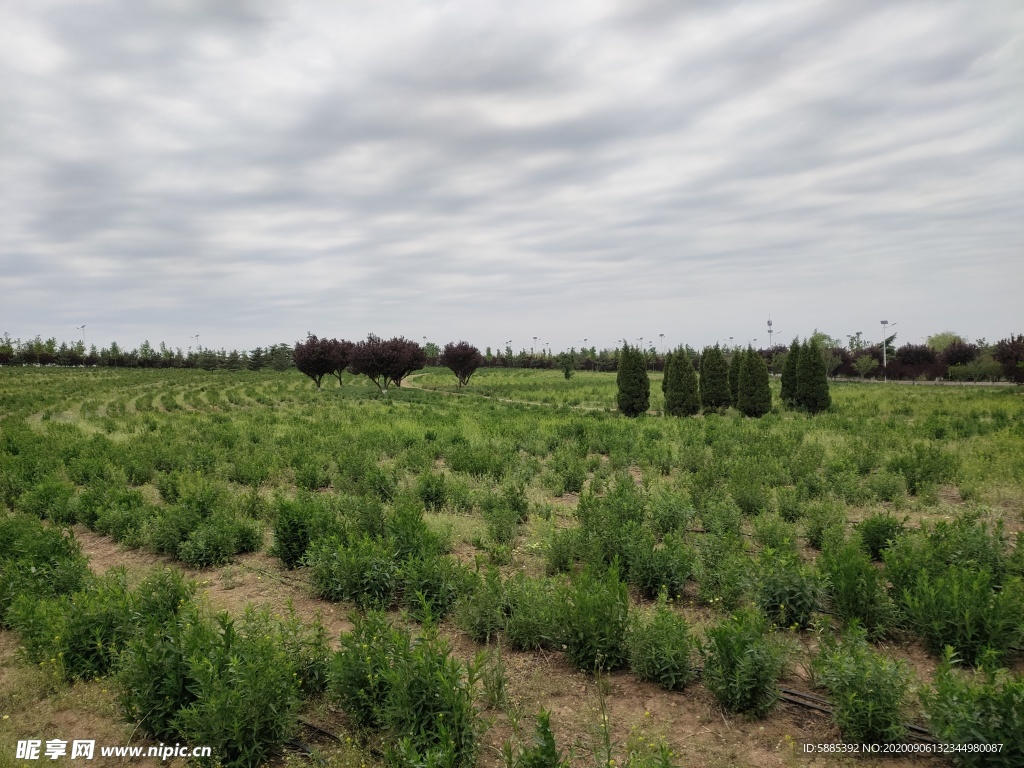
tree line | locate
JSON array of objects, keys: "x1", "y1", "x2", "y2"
[
  {"x1": 616, "y1": 338, "x2": 831, "y2": 419},
  {"x1": 0, "y1": 334, "x2": 296, "y2": 371},
  {"x1": 4, "y1": 329, "x2": 1021, "y2": 385}
]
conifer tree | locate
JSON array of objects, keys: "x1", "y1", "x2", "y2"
[
  {"x1": 699, "y1": 345, "x2": 731, "y2": 410},
  {"x1": 796, "y1": 338, "x2": 831, "y2": 413},
  {"x1": 617, "y1": 343, "x2": 650, "y2": 417},
  {"x1": 661, "y1": 350, "x2": 673, "y2": 394},
  {"x1": 781, "y1": 338, "x2": 801, "y2": 406},
  {"x1": 664, "y1": 348, "x2": 700, "y2": 416},
  {"x1": 728, "y1": 349, "x2": 741, "y2": 404},
  {"x1": 737, "y1": 348, "x2": 772, "y2": 417}
]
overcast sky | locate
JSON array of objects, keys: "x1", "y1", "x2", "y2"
[{"x1": 2, "y1": 0, "x2": 1021, "y2": 354}]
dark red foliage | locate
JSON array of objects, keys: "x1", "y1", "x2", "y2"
[
  {"x1": 349, "y1": 334, "x2": 426, "y2": 392},
  {"x1": 941, "y1": 340, "x2": 980, "y2": 368},
  {"x1": 293, "y1": 334, "x2": 350, "y2": 389},
  {"x1": 895, "y1": 344, "x2": 937, "y2": 367},
  {"x1": 992, "y1": 334, "x2": 1024, "y2": 383},
  {"x1": 439, "y1": 341, "x2": 485, "y2": 387},
  {"x1": 885, "y1": 343, "x2": 945, "y2": 380}
]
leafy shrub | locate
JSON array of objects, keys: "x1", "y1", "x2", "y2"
[
  {"x1": 701, "y1": 608, "x2": 786, "y2": 717},
  {"x1": 901, "y1": 568, "x2": 1024, "y2": 664},
  {"x1": 177, "y1": 512, "x2": 244, "y2": 567},
  {"x1": 821, "y1": 536, "x2": 893, "y2": 638},
  {"x1": 627, "y1": 598, "x2": 695, "y2": 691},
  {"x1": 384, "y1": 629, "x2": 479, "y2": 768},
  {"x1": 887, "y1": 443, "x2": 960, "y2": 495},
  {"x1": 803, "y1": 501, "x2": 847, "y2": 550},
  {"x1": 173, "y1": 609, "x2": 303, "y2": 768},
  {"x1": 271, "y1": 497, "x2": 325, "y2": 568},
  {"x1": 119, "y1": 604, "x2": 218, "y2": 740},
  {"x1": 135, "y1": 567, "x2": 196, "y2": 617},
  {"x1": 755, "y1": 551, "x2": 823, "y2": 630},
  {"x1": 417, "y1": 470, "x2": 449, "y2": 511},
  {"x1": 482, "y1": 500, "x2": 521, "y2": 547},
  {"x1": 729, "y1": 470, "x2": 770, "y2": 516},
  {"x1": 15, "y1": 476, "x2": 76, "y2": 521},
  {"x1": 504, "y1": 575, "x2": 561, "y2": 652},
  {"x1": 307, "y1": 536, "x2": 399, "y2": 609},
  {"x1": 856, "y1": 512, "x2": 906, "y2": 560},
  {"x1": 625, "y1": 529, "x2": 693, "y2": 600},
  {"x1": 144, "y1": 505, "x2": 203, "y2": 556},
  {"x1": 544, "y1": 527, "x2": 581, "y2": 575},
  {"x1": 774, "y1": 486, "x2": 803, "y2": 522},
  {"x1": 0, "y1": 514, "x2": 92, "y2": 627},
  {"x1": 752, "y1": 512, "x2": 798, "y2": 554},
  {"x1": 921, "y1": 649, "x2": 1024, "y2": 767},
  {"x1": 502, "y1": 710, "x2": 571, "y2": 768},
  {"x1": 695, "y1": 534, "x2": 751, "y2": 610},
  {"x1": 329, "y1": 611, "x2": 404, "y2": 729},
  {"x1": 813, "y1": 628, "x2": 909, "y2": 744},
  {"x1": 549, "y1": 448, "x2": 586, "y2": 496},
  {"x1": 561, "y1": 564, "x2": 630, "y2": 672},
  {"x1": 389, "y1": 499, "x2": 445, "y2": 559},
  {"x1": 649, "y1": 488, "x2": 694, "y2": 537},
  {"x1": 455, "y1": 567, "x2": 506, "y2": 644},
  {"x1": 700, "y1": 494, "x2": 743, "y2": 538},
  {"x1": 400, "y1": 554, "x2": 473, "y2": 621},
  {"x1": 884, "y1": 512, "x2": 1013, "y2": 596},
  {"x1": 94, "y1": 502, "x2": 156, "y2": 547},
  {"x1": 867, "y1": 470, "x2": 907, "y2": 503},
  {"x1": 276, "y1": 604, "x2": 331, "y2": 696}
]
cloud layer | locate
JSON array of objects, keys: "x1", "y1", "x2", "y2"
[{"x1": 2, "y1": 0, "x2": 1021, "y2": 352}]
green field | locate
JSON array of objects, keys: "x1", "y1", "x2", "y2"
[{"x1": 2, "y1": 366, "x2": 1023, "y2": 768}]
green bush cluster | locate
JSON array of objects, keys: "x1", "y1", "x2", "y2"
[
  {"x1": 0, "y1": 514, "x2": 92, "y2": 628},
  {"x1": 120, "y1": 604, "x2": 326, "y2": 768},
  {"x1": 813, "y1": 628, "x2": 910, "y2": 744},
  {"x1": 754, "y1": 551, "x2": 823, "y2": 630},
  {"x1": 561, "y1": 564, "x2": 631, "y2": 671},
  {"x1": 627, "y1": 597, "x2": 696, "y2": 691},
  {"x1": 700, "y1": 608, "x2": 787, "y2": 717},
  {"x1": 329, "y1": 612, "x2": 479, "y2": 767},
  {"x1": 921, "y1": 649, "x2": 1024, "y2": 767},
  {"x1": 821, "y1": 535, "x2": 894, "y2": 638}
]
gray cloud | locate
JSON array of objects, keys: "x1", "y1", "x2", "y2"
[{"x1": 1, "y1": 0, "x2": 1021, "y2": 353}]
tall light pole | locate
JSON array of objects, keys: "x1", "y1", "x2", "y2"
[
  {"x1": 880, "y1": 320, "x2": 896, "y2": 381},
  {"x1": 76, "y1": 325, "x2": 86, "y2": 365},
  {"x1": 767, "y1": 318, "x2": 774, "y2": 348},
  {"x1": 659, "y1": 333, "x2": 665, "y2": 353}
]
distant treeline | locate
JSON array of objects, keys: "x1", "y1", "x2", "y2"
[
  {"x1": 2, "y1": 331, "x2": 1021, "y2": 383},
  {"x1": 0, "y1": 335, "x2": 295, "y2": 371}
]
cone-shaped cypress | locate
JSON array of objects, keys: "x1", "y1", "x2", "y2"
[
  {"x1": 737, "y1": 348, "x2": 772, "y2": 417},
  {"x1": 699, "y1": 345, "x2": 731, "y2": 410},
  {"x1": 781, "y1": 338, "x2": 801, "y2": 406},
  {"x1": 664, "y1": 348, "x2": 700, "y2": 416},
  {"x1": 796, "y1": 338, "x2": 831, "y2": 413},
  {"x1": 617, "y1": 343, "x2": 650, "y2": 417},
  {"x1": 661, "y1": 350, "x2": 673, "y2": 394},
  {"x1": 728, "y1": 350, "x2": 741, "y2": 404}
]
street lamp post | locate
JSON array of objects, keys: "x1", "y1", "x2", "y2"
[
  {"x1": 880, "y1": 320, "x2": 896, "y2": 381},
  {"x1": 767, "y1": 318, "x2": 774, "y2": 348},
  {"x1": 76, "y1": 325, "x2": 86, "y2": 366}
]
